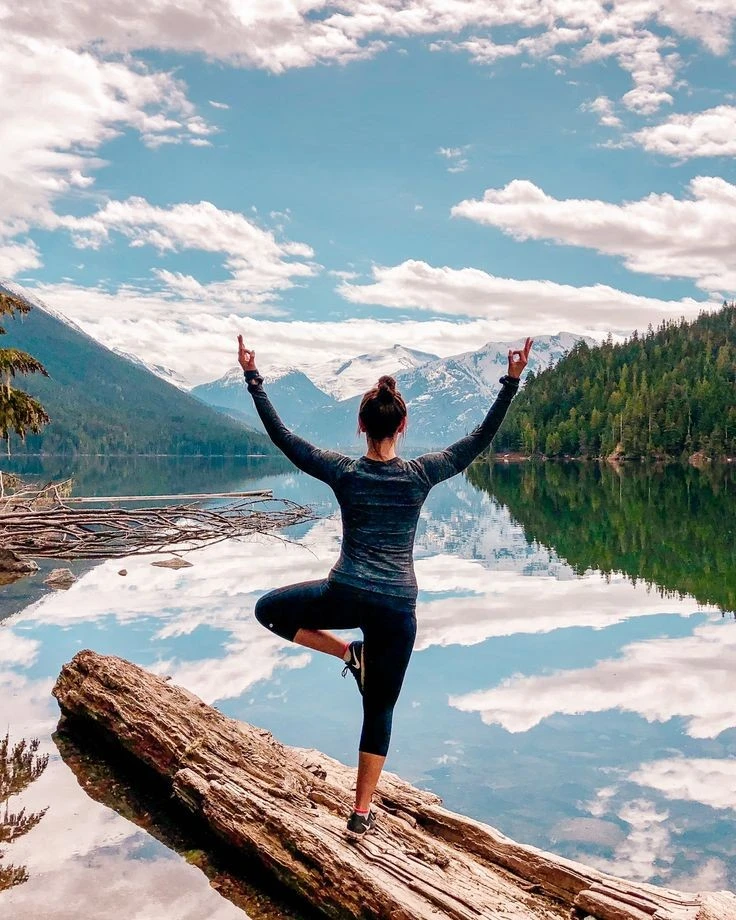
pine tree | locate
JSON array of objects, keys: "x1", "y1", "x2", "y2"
[
  {"x1": 0, "y1": 292, "x2": 50, "y2": 452},
  {"x1": 494, "y1": 302, "x2": 736, "y2": 460},
  {"x1": 0, "y1": 735, "x2": 49, "y2": 891}
]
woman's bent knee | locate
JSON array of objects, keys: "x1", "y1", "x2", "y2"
[{"x1": 254, "y1": 590, "x2": 298, "y2": 641}]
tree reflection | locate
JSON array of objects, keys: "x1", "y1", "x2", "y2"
[
  {"x1": 54, "y1": 722, "x2": 317, "y2": 920},
  {"x1": 0, "y1": 735, "x2": 49, "y2": 892},
  {"x1": 468, "y1": 461, "x2": 736, "y2": 615}
]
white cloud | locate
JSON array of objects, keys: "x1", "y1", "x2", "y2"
[
  {"x1": 0, "y1": 279, "x2": 592, "y2": 385},
  {"x1": 3, "y1": 2, "x2": 734, "y2": 99},
  {"x1": 339, "y1": 259, "x2": 711, "y2": 330},
  {"x1": 582, "y1": 95, "x2": 622, "y2": 129},
  {"x1": 450, "y1": 621, "x2": 736, "y2": 738},
  {"x1": 0, "y1": 631, "x2": 40, "y2": 667},
  {"x1": 43, "y1": 196, "x2": 318, "y2": 312},
  {"x1": 437, "y1": 145, "x2": 470, "y2": 173},
  {"x1": 0, "y1": 240, "x2": 41, "y2": 277},
  {"x1": 0, "y1": 35, "x2": 210, "y2": 239},
  {"x1": 579, "y1": 30, "x2": 679, "y2": 114},
  {"x1": 589, "y1": 798, "x2": 674, "y2": 883},
  {"x1": 413, "y1": 560, "x2": 716, "y2": 651},
  {"x1": 633, "y1": 105, "x2": 736, "y2": 158},
  {"x1": 630, "y1": 758, "x2": 736, "y2": 812},
  {"x1": 208, "y1": 100, "x2": 230, "y2": 110},
  {"x1": 452, "y1": 177, "x2": 736, "y2": 293}
]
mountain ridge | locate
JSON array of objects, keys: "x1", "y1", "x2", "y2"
[{"x1": 0, "y1": 282, "x2": 274, "y2": 456}]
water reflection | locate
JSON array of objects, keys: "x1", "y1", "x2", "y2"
[
  {"x1": 1, "y1": 456, "x2": 735, "y2": 909},
  {"x1": 467, "y1": 461, "x2": 736, "y2": 614},
  {"x1": 450, "y1": 620, "x2": 736, "y2": 736},
  {"x1": 51, "y1": 726, "x2": 313, "y2": 920},
  {"x1": 0, "y1": 735, "x2": 48, "y2": 893}
]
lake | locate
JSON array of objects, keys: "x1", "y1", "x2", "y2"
[{"x1": 1, "y1": 456, "x2": 734, "y2": 919}]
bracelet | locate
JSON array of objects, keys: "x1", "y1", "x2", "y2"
[
  {"x1": 244, "y1": 369, "x2": 264, "y2": 388},
  {"x1": 499, "y1": 374, "x2": 520, "y2": 388}
]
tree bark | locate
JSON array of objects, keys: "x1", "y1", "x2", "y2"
[{"x1": 53, "y1": 651, "x2": 736, "y2": 920}]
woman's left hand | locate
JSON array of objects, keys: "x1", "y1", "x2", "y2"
[
  {"x1": 237, "y1": 334, "x2": 257, "y2": 372},
  {"x1": 507, "y1": 337, "x2": 534, "y2": 378}
]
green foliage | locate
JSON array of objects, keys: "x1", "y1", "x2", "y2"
[
  {"x1": 0, "y1": 735, "x2": 49, "y2": 892},
  {"x1": 468, "y1": 460, "x2": 736, "y2": 613},
  {"x1": 0, "y1": 292, "x2": 50, "y2": 448},
  {"x1": 494, "y1": 302, "x2": 736, "y2": 459},
  {"x1": 0, "y1": 286, "x2": 273, "y2": 456}
]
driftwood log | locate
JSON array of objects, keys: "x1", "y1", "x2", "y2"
[{"x1": 53, "y1": 651, "x2": 736, "y2": 920}]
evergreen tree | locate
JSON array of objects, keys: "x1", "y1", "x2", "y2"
[
  {"x1": 0, "y1": 735, "x2": 49, "y2": 891},
  {"x1": 492, "y1": 302, "x2": 736, "y2": 460},
  {"x1": 0, "y1": 293, "x2": 50, "y2": 452}
]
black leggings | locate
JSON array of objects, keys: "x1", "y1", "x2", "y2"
[{"x1": 254, "y1": 579, "x2": 417, "y2": 757}]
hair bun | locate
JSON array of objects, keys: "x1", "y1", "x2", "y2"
[{"x1": 376, "y1": 375, "x2": 397, "y2": 402}]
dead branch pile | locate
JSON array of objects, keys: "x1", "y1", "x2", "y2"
[{"x1": 0, "y1": 497, "x2": 315, "y2": 559}]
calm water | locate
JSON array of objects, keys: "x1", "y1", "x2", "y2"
[{"x1": 1, "y1": 456, "x2": 735, "y2": 918}]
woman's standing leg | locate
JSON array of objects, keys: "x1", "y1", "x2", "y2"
[{"x1": 354, "y1": 605, "x2": 417, "y2": 814}]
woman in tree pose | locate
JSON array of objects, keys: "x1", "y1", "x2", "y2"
[{"x1": 239, "y1": 334, "x2": 532, "y2": 839}]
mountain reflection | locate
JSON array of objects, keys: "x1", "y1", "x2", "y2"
[{"x1": 467, "y1": 461, "x2": 736, "y2": 615}]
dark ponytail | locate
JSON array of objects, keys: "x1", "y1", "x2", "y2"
[{"x1": 358, "y1": 375, "x2": 407, "y2": 440}]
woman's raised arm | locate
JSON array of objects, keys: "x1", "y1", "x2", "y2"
[
  {"x1": 415, "y1": 337, "x2": 533, "y2": 487},
  {"x1": 238, "y1": 335, "x2": 351, "y2": 488}
]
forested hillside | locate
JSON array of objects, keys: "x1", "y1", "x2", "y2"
[
  {"x1": 494, "y1": 303, "x2": 736, "y2": 459},
  {"x1": 0, "y1": 285, "x2": 272, "y2": 456}
]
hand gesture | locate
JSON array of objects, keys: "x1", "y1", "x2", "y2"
[
  {"x1": 507, "y1": 337, "x2": 533, "y2": 379},
  {"x1": 237, "y1": 334, "x2": 257, "y2": 372}
]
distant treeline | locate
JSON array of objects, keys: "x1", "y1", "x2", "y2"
[
  {"x1": 468, "y1": 460, "x2": 736, "y2": 614},
  {"x1": 493, "y1": 302, "x2": 736, "y2": 460}
]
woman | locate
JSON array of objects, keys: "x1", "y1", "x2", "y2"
[{"x1": 238, "y1": 334, "x2": 532, "y2": 839}]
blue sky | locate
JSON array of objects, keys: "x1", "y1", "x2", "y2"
[{"x1": 1, "y1": 2, "x2": 735, "y2": 383}]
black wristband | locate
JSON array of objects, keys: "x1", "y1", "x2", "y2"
[
  {"x1": 499, "y1": 374, "x2": 520, "y2": 389},
  {"x1": 244, "y1": 369, "x2": 264, "y2": 388}
]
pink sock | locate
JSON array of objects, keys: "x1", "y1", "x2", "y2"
[
  {"x1": 354, "y1": 807, "x2": 369, "y2": 815},
  {"x1": 341, "y1": 642, "x2": 351, "y2": 661}
]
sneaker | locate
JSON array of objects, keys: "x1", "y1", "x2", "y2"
[
  {"x1": 346, "y1": 809, "x2": 377, "y2": 840},
  {"x1": 341, "y1": 640, "x2": 364, "y2": 695}
]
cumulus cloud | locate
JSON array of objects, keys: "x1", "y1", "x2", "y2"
[
  {"x1": 0, "y1": 35, "x2": 211, "y2": 240},
  {"x1": 46, "y1": 196, "x2": 317, "y2": 310},
  {"x1": 582, "y1": 95, "x2": 622, "y2": 128},
  {"x1": 633, "y1": 105, "x2": 736, "y2": 158},
  {"x1": 339, "y1": 259, "x2": 711, "y2": 329},
  {"x1": 630, "y1": 758, "x2": 736, "y2": 812},
  {"x1": 452, "y1": 177, "x2": 736, "y2": 293},
  {"x1": 450, "y1": 621, "x2": 736, "y2": 738},
  {"x1": 3, "y1": 1, "x2": 734, "y2": 99},
  {"x1": 413, "y1": 560, "x2": 716, "y2": 651},
  {"x1": 0, "y1": 240, "x2": 41, "y2": 277}
]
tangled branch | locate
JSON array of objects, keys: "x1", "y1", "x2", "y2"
[{"x1": 0, "y1": 497, "x2": 316, "y2": 559}]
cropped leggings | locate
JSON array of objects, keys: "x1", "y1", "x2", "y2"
[{"x1": 254, "y1": 579, "x2": 417, "y2": 757}]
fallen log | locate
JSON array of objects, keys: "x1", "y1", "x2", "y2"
[{"x1": 53, "y1": 651, "x2": 736, "y2": 920}]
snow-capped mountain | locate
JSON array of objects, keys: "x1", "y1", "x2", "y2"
[
  {"x1": 2, "y1": 281, "x2": 89, "y2": 338},
  {"x1": 310, "y1": 344, "x2": 440, "y2": 400},
  {"x1": 194, "y1": 333, "x2": 591, "y2": 449},
  {"x1": 112, "y1": 349, "x2": 190, "y2": 390},
  {"x1": 192, "y1": 366, "x2": 333, "y2": 427}
]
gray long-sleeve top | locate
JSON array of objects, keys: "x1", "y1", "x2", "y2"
[{"x1": 246, "y1": 370, "x2": 519, "y2": 600}]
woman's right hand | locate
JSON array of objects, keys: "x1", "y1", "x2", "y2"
[{"x1": 237, "y1": 334, "x2": 257, "y2": 372}]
